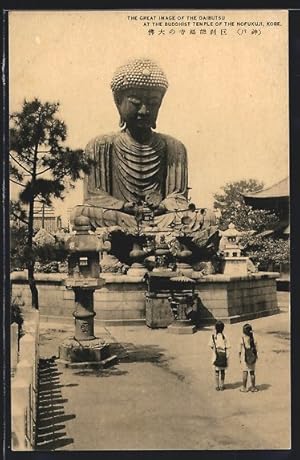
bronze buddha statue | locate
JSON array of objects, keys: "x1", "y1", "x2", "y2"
[{"x1": 72, "y1": 58, "x2": 218, "y2": 259}]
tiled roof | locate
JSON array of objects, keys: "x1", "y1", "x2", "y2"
[{"x1": 243, "y1": 177, "x2": 289, "y2": 199}]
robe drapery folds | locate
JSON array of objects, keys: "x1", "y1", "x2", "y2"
[
  {"x1": 73, "y1": 130, "x2": 218, "y2": 244},
  {"x1": 83, "y1": 131, "x2": 188, "y2": 211}
]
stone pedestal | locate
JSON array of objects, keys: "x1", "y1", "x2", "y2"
[
  {"x1": 58, "y1": 279, "x2": 117, "y2": 368},
  {"x1": 58, "y1": 337, "x2": 116, "y2": 368},
  {"x1": 167, "y1": 290, "x2": 197, "y2": 334},
  {"x1": 222, "y1": 257, "x2": 248, "y2": 277},
  {"x1": 145, "y1": 293, "x2": 173, "y2": 328},
  {"x1": 11, "y1": 271, "x2": 280, "y2": 326}
]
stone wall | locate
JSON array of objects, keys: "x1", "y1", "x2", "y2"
[
  {"x1": 10, "y1": 271, "x2": 280, "y2": 326},
  {"x1": 195, "y1": 273, "x2": 280, "y2": 324}
]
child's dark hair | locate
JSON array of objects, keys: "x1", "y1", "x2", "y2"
[
  {"x1": 215, "y1": 320, "x2": 225, "y2": 334},
  {"x1": 243, "y1": 323, "x2": 256, "y2": 351}
]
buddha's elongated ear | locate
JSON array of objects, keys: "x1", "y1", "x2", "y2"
[
  {"x1": 119, "y1": 118, "x2": 126, "y2": 130},
  {"x1": 113, "y1": 91, "x2": 123, "y2": 108}
]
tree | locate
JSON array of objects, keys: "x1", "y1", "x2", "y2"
[
  {"x1": 213, "y1": 179, "x2": 288, "y2": 271},
  {"x1": 239, "y1": 233, "x2": 289, "y2": 271},
  {"x1": 10, "y1": 98, "x2": 92, "y2": 309},
  {"x1": 213, "y1": 179, "x2": 280, "y2": 232}
]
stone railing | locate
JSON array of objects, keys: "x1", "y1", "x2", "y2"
[{"x1": 11, "y1": 310, "x2": 39, "y2": 451}]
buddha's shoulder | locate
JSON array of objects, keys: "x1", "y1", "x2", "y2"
[
  {"x1": 156, "y1": 132, "x2": 187, "y2": 154},
  {"x1": 85, "y1": 132, "x2": 119, "y2": 150}
]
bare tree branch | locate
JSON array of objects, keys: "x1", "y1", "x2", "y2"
[
  {"x1": 9, "y1": 153, "x2": 32, "y2": 175},
  {"x1": 11, "y1": 211, "x2": 29, "y2": 225},
  {"x1": 9, "y1": 177, "x2": 26, "y2": 188},
  {"x1": 36, "y1": 166, "x2": 52, "y2": 176}
]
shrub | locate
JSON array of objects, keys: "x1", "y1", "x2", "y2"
[{"x1": 240, "y1": 234, "x2": 289, "y2": 271}]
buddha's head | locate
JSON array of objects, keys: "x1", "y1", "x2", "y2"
[{"x1": 111, "y1": 58, "x2": 168, "y2": 133}]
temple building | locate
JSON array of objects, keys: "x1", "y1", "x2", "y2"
[
  {"x1": 33, "y1": 205, "x2": 62, "y2": 233},
  {"x1": 242, "y1": 177, "x2": 289, "y2": 237},
  {"x1": 243, "y1": 177, "x2": 289, "y2": 288}
]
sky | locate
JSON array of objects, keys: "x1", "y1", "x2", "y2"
[{"x1": 9, "y1": 10, "x2": 289, "y2": 225}]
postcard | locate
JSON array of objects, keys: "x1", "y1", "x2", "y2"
[{"x1": 8, "y1": 9, "x2": 290, "y2": 452}]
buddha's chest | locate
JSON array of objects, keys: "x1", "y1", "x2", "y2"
[{"x1": 111, "y1": 143, "x2": 166, "y2": 200}]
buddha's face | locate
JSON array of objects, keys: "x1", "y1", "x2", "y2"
[{"x1": 116, "y1": 88, "x2": 164, "y2": 130}]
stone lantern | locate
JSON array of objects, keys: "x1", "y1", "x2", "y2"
[
  {"x1": 221, "y1": 223, "x2": 248, "y2": 276},
  {"x1": 58, "y1": 216, "x2": 117, "y2": 368}
]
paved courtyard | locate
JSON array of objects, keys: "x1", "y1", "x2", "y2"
[{"x1": 36, "y1": 292, "x2": 290, "y2": 451}]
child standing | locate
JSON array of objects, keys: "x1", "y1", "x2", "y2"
[
  {"x1": 239, "y1": 323, "x2": 259, "y2": 392},
  {"x1": 209, "y1": 320, "x2": 230, "y2": 391}
]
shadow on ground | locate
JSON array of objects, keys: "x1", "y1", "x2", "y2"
[
  {"x1": 225, "y1": 382, "x2": 271, "y2": 392},
  {"x1": 257, "y1": 383, "x2": 271, "y2": 391},
  {"x1": 72, "y1": 342, "x2": 185, "y2": 382},
  {"x1": 224, "y1": 381, "x2": 242, "y2": 390},
  {"x1": 114, "y1": 341, "x2": 186, "y2": 382},
  {"x1": 267, "y1": 330, "x2": 290, "y2": 341},
  {"x1": 36, "y1": 358, "x2": 76, "y2": 450},
  {"x1": 72, "y1": 366, "x2": 128, "y2": 378},
  {"x1": 119, "y1": 342, "x2": 169, "y2": 363}
]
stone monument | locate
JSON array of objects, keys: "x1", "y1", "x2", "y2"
[
  {"x1": 58, "y1": 216, "x2": 117, "y2": 368},
  {"x1": 10, "y1": 60, "x2": 280, "y2": 327},
  {"x1": 72, "y1": 58, "x2": 220, "y2": 269},
  {"x1": 221, "y1": 223, "x2": 248, "y2": 277}
]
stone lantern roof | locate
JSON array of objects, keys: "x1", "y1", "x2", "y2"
[
  {"x1": 66, "y1": 216, "x2": 102, "y2": 253},
  {"x1": 222, "y1": 223, "x2": 240, "y2": 239},
  {"x1": 221, "y1": 223, "x2": 243, "y2": 259}
]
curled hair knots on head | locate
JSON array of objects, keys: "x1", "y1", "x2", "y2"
[{"x1": 111, "y1": 58, "x2": 169, "y2": 94}]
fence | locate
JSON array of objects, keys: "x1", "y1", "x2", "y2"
[{"x1": 11, "y1": 310, "x2": 40, "y2": 450}]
